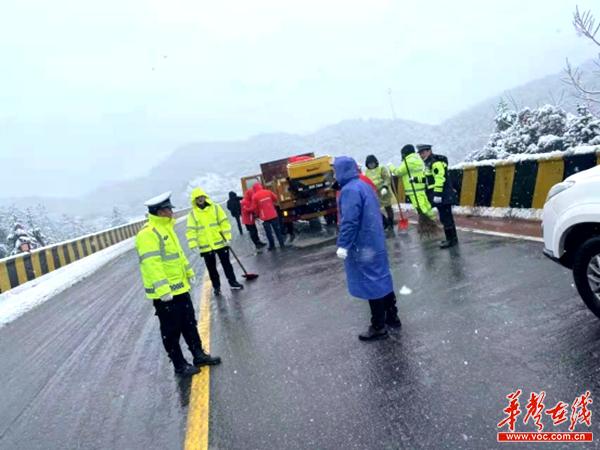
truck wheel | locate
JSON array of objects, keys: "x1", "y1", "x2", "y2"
[{"x1": 573, "y1": 236, "x2": 600, "y2": 319}]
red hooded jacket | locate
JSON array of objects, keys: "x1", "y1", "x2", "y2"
[
  {"x1": 360, "y1": 174, "x2": 377, "y2": 192},
  {"x1": 251, "y1": 183, "x2": 279, "y2": 221},
  {"x1": 240, "y1": 190, "x2": 255, "y2": 225}
]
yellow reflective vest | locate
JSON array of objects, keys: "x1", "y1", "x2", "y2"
[
  {"x1": 390, "y1": 153, "x2": 436, "y2": 218},
  {"x1": 135, "y1": 214, "x2": 195, "y2": 300},
  {"x1": 365, "y1": 165, "x2": 396, "y2": 208},
  {"x1": 186, "y1": 187, "x2": 232, "y2": 253}
]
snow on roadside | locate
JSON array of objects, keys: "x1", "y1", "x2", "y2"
[
  {"x1": 452, "y1": 206, "x2": 542, "y2": 221},
  {"x1": 0, "y1": 238, "x2": 135, "y2": 328},
  {"x1": 451, "y1": 145, "x2": 599, "y2": 169}
]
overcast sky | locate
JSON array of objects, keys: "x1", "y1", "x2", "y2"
[{"x1": 1, "y1": 0, "x2": 598, "y2": 197}]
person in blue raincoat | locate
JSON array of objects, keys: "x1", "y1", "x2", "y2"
[{"x1": 334, "y1": 156, "x2": 402, "y2": 341}]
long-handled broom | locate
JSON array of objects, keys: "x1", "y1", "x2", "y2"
[{"x1": 220, "y1": 232, "x2": 259, "y2": 280}]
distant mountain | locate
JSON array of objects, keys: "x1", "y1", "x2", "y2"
[{"x1": 3, "y1": 61, "x2": 599, "y2": 218}]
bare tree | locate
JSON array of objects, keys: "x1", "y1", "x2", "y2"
[
  {"x1": 564, "y1": 6, "x2": 600, "y2": 104},
  {"x1": 504, "y1": 92, "x2": 522, "y2": 111}
]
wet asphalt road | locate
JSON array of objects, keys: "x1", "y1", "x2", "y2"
[{"x1": 1, "y1": 224, "x2": 600, "y2": 449}]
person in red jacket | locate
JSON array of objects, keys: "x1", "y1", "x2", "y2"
[
  {"x1": 252, "y1": 182, "x2": 285, "y2": 250},
  {"x1": 241, "y1": 189, "x2": 266, "y2": 250}
]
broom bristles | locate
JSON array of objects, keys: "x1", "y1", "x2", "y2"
[{"x1": 417, "y1": 214, "x2": 441, "y2": 237}]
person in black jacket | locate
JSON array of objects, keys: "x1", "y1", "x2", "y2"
[{"x1": 226, "y1": 191, "x2": 243, "y2": 235}]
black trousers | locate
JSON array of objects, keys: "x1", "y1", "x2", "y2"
[
  {"x1": 283, "y1": 221, "x2": 295, "y2": 237},
  {"x1": 384, "y1": 205, "x2": 394, "y2": 229},
  {"x1": 437, "y1": 204, "x2": 457, "y2": 239},
  {"x1": 202, "y1": 247, "x2": 237, "y2": 289},
  {"x1": 245, "y1": 224, "x2": 261, "y2": 246},
  {"x1": 368, "y1": 291, "x2": 398, "y2": 330},
  {"x1": 263, "y1": 219, "x2": 285, "y2": 248},
  {"x1": 153, "y1": 292, "x2": 202, "y2": 368},
  {"x1": 233, "y1": 216, "x2": 243, "y2": 234}
]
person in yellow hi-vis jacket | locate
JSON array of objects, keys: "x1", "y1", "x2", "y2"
[
  {"x1": 186, "y1": 187, "x2": 243, "y2": 297},
  {"x1": 389, "y1": 145, "x2": 436, "y2": 220},
  {"x1": 364, "y1": 154, "x2": 396, "y2": 231},
  {"x1": 136, "y1": 191, "x2": 221, "y2": 377},
  {"x1": 417, "y1": 144, "x2": 459, "y2": 248}
]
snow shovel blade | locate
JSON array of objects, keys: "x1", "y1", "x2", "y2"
[{"x1": 398, "y1": 218, "x2": 409, "y2": 230}]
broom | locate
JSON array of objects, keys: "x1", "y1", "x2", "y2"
[
  {"x1": 403, "y1": 158, "x2": 440, "y2": 237},
  {"x1": 220, "y1": 232, "x2": 259, "y2": 280}
]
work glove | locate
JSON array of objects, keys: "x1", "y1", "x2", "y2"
[
  {"x1": 380, "y1": 187, "x2": 389, "y2": 196},
  {"x1": 160, "y1": 293, "x2": 173, "y2": 302},
  {"x1": 433, "y1": 196, "x2": 442, "y2": 204},
  {"x1": 336, "y1": 247, "x2": 348, "y2": 260}
]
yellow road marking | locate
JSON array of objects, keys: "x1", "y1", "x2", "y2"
[{"x1": 185, "y1": 273, "x2": 212, "y2": 450}]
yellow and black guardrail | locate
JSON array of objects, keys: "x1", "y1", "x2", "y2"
[
  {"x1": 0, "y1": 208, "x2": 190, "y2": 294},
  {"x1": 394, "y1": 148, "x2": 600, "y2": 210}
]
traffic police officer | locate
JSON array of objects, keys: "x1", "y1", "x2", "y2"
[
  {"x1": 417, "y1": 144, "x2": 459, "y2": 248},
  {"x1": 136, "y1": 192, "x2": 221, "y2": 377}
]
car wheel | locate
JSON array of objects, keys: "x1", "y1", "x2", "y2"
[{"x1": 573, "y1": 236, "x2": 600, "y2": 319}]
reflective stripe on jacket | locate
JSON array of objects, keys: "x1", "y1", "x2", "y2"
[
  {"x1": 423, "y1": 154, "x2": 457, "y2": 205},
  {"x1": 186, "y1": 187, "x2": 232, "y2": 253},
  {"x1": 135, "y1": 214, "x2": 194, "y2": 300},
  {"x1": 390, "y1": 153, "x2": 435, "y2": 217}
]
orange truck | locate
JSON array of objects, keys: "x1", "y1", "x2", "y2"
[{"x1": 241, "y1": 153, "x2": 338, "y2": 224}]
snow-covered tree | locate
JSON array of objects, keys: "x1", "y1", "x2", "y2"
[
  {"x1": 495, "y1": 99, "x2": 517, "y2": 132},
  {"x1": 7, "y1": 222, "x2": 40, "y2": 255},
  {"x1": 466, "y1": 102, "x2": 581, "y2": 161},
  {"x1": 564, "y1": 104, "x2": 600, "y2": 147}
]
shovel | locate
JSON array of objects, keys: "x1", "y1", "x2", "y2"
[{"x1": 220, "y1": 232, "x2": 259, "y2": 280}]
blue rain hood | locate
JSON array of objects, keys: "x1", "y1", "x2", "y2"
[{"x1": 334, "y1": 156, "x2": 359, "y2": 187}]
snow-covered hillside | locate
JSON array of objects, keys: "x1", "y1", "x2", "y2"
[{"x1": 3, "y1": 61, "x2": 600, "y2": 219}]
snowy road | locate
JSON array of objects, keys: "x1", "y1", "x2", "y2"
[{"x1": 1, "y1": 225, "x2": 600, "y2": 449}]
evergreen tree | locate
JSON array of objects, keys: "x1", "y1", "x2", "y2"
[{"x1": 7, "y1": 222, "x2": 40, "y2": 255}]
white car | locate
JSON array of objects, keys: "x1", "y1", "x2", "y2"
[{"x1": 543, "y1": 165, "x2": 600, "y2": 318}]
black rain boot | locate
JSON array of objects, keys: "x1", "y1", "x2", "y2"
[
  {"x1": 358, "y1": 325, "x2": 388, "y2": 341},
  {"x1": 213, "y1": 287, "x2": 222, "y2": 297},
  {"x1": 193, "y1": 348, "x2": 222, "y2": 367},
  {"x1": 385, "y1": 313, "x2": 402, "y2": 329},
  {"x1": 440, "y1": 227, "x2": 458, "y2": 249},
  {"x1": 229, "y1": 280, "x2": 244, "y2": 290},
  {"x1": 174, "y1": 361, "x2": 201, "y2": 377}
]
